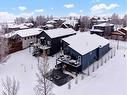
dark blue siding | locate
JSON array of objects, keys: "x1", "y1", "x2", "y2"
[
  {"x1": 82, "y1": 49, "x2": 97, "y2": 71},
  {"x1": 98, "y1": 44, "x2": 110, "y2": 59},
  {"x1": 64, "y1": 46, "x2": 82, "y2": 72}
]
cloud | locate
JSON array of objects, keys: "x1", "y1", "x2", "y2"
[
  {"x1": 0, "y1": 12, "x2": 16, "y2": 22},
  {"x1": 64, "y1": 4, "x2": 74, "y2": 8},
  {"x1": 90, "y1": 3, "x2": 119, "y2": 14},
  {"x1": 34, "y1": 9, "x2": 44, "y2": 12},
  {"x1": 51, "y1": 8, "x2": 54, "y2": 10},
  {"x1": 18, "y1": 6, "x2": 27, "y2": 11},
  {"x1": 18, "y1": 12, "x2": 34, "y2": 17},
  {"x1": 68, "y1": 12, "x2": 83, "y2": 17},
  {"x1": 79, "y1": 10, "x2": 83, "y2": 13},
  {"x1": 0, "y1": 11, "x2": 35, "y2": 23}
]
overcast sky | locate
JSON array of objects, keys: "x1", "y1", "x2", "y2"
[{"x1": 0, "y1": 0, "x2": 126, "y2": 22}]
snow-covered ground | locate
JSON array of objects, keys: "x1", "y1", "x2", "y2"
[{"x1": 0, "y1": 40, "x2": 127, "y2": 95}]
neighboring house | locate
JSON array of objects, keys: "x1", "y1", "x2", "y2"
[
  {"x1": 60, "y1": 19, "x2": 78, "y2": 29},
  {"x1": 37, "y1": 28, "x2": 76, "y2": 55},
  {"x1": 46, "y1": 20, "x2": 57, "y2": 25},
  {"x1": 90, "y1": 29, "x2": 104, "y2": 36},
  {"x1": 4, "y1": 28, "x2": 42, "y2": 53},
  {"x1": 92, "y1": 23, "x2": 114, "y2": 36},
  {"x1": 43, "y1": 24, "x2": 54, "y2": 30},
  {"x1": 90, "y1": 17, "x2": 109, "y2": 25},
  {"x1": 56, "y1": 32, "x2": 110, "y2": 73},
  {"x1": 7, "y1": 23, "x2": 30, "y2": 32}
]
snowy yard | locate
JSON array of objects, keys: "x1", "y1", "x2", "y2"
[{"x1": 0, "y1": 40, "x2": 127, "y2": 95}]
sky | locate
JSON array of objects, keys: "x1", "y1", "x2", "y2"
[{"x1": 0, "y1": 0, "x2": 127, "y2": 22}]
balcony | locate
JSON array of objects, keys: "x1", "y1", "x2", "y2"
[{"x1": 56, "y1": 54, "x2": 81, "y2": 67}]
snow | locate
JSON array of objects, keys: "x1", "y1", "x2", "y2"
[
  {"x1": 47, "y1": 20, "x2": 57, "y2": 24},
  {"x1": 0, "y1": 40, "x2": 127, "y2": 95},
  {"x1": 43, "y1": 28, "x2": 76, "y2": 38},
  {"x1": 53, "y1": 49, "x2": 127, "y2": 95},
  {"x1": 63, "y1": 19, "x2": 78, "y2": 27},
  {"x1": 123, "y1": 27, "x2": 127, "y2": 31},
  {"x1": 4, "y1": 28, "x2": 42, "y2": 38},
  {"x1": 8, "y1": 23, "x2": 29, "y2": 29},
  {"x1": 45, "y1": 24, "x2": 54, "y2": 28},
  {"x1": 63, "y1": 32, "x2": 110, "y2": 55},
  {"x1": 90, "y1": 29, "x2": 103, "y2": 32},
  {"x1": 94, "y1": 23, "x2": 114, "y2": 27}
]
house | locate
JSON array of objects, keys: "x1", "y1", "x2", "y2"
[
  {"x1": 4, "y1": 28, "x2": 42, "y2": 53},
  {"x1": 60, "y1": 19, "x2": 78, "y2": 30},
  {"x1": 90, "y1": 16, "x2": 109, "y2": 25},
  {"x1": 37, "y1": 28, "x2": 76, "y2": 55},
  {"x1": 90, "y1": 29, "x2": 104, "y2": 36},
  {"x1": 110, "y1": 30, "x2": 126, "y2": 40},
  {"x1": 43, "y1": 24, "x2": 54, "y2": 30},
  {"x1": 92, "y1": 23, "x2": 114, "y2": 36},
  {"x1": 7, "y1": 23, "x2": 30, "y2": 32},
  {"x1": 56, "y1": 32, "x2": 110, "y2": 73}
]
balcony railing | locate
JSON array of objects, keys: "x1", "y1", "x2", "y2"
[{"x1": 57, "y1": 54, "x2": 81, "y2": 67}]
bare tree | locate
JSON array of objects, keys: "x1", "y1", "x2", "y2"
[
  {"x1": 14, "y1": 17, "x2": 26, "y2": 24},
  {"x1": 110, "y1": 13, "x2": 120, "y2": 25},
  {"x1": 1, "y1": 23, "x2": 10, "y2": 33},
  {"x1": 79, "y1": 16, "x2": 91, "y2": 30},
  {"x1": 34, "y1": 51, "x2": 53, "y2": 95},
  {"x1": 35, "y1": 16, "x2": 47, "y2": 26},
  {"x1": 27, "y1": 16, "x2": 34, "y2": 23},
  {"x1": 0, "y1": 28, "x2": 8, "y2": 63},
  {"x1": 1, "y1": 77, "x2": 20, "y2": 95},
  {"x1": 122, "y1": 14, "x2": 127, "y2": 27}
]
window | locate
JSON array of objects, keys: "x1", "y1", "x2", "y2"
[
  {"x1": 24, "y1": 38, "x2": 26, "y2": 40},
  {"x1": 31, "y1": 36, "x2": 32, "y2": 39},
  {"x1": 78, "y1": 56, "x2": 81, "y2": 63},
  {"x1": 28, "y1": 37, "x2": 29, "y2": 39},
  {"x1": 47, "y1": 41, "x2": 51, "y2": 45}
]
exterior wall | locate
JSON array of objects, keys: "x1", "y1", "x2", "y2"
[
  {"x1": 38, "y1": 31, "x2": 76, "y2": 55},
  {"x1": 22, "y1": 35, "x2": 37, "y2": 49},
  {"x1": 82, "y1": 49, "x2": 97, "y2": 71},
  {"x1": 90, "y1": 31, "x2": 104, "y2": 36},
  {"x1": 98, "y1": 43, "x2": 110, "y2": 59},
  {"x1": 63, "y1": 46, "x2": 82, "y2": 72},
  {"x1": 94, "y1": 26, "x2": 114, "y2": 36},
  {"x1": 8, "y1": 35, "x2": 23, "y2": 54}
]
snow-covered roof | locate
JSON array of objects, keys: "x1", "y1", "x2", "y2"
[
  {"x1": 123, "y1": 27, "x2": 127, "y2": 31},
  {"x1": 94, "y1": 23, "x2": 114, "y2": 27},
  {"x1": 8, "y1": 23, "x2": 29, "y2": 29},
  {"x1": 43, "y1": 28, "x2": 76, "y2": 38},
  {"x1": 63, "y1": 32, "x2": 110, "y2": 55},
  {"x1": 90, "y1": 29, "x2": 103, "y2": 32},
  {"x1": 24, "y1": 23, "x2": 34, "y2": 27},
  {"x1": 4, "y1": 28, "x2": 42, "y2": 38},
  {"x1": 63, "y1": 19, "x2": 78, "y2": 27},
  {"x1": 47, "y1": 20, "x2": 57, "y2": 24},
  {"x1": 45, "y1": 24, "x2": 54, "y2": 28}
]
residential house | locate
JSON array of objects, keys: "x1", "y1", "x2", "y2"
[
  {"x1": 56, "y1": 32, "x2": 110, "y2": 73},
  {"x1": 91, "y1": 23, "x2": 114, "y2": 36},
  {"x1": 4, "y1": 28, "x2": 42, "y2": 53},
  {"x1": 37, "y1": 28, "x2": 76, "y2": 55}
]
